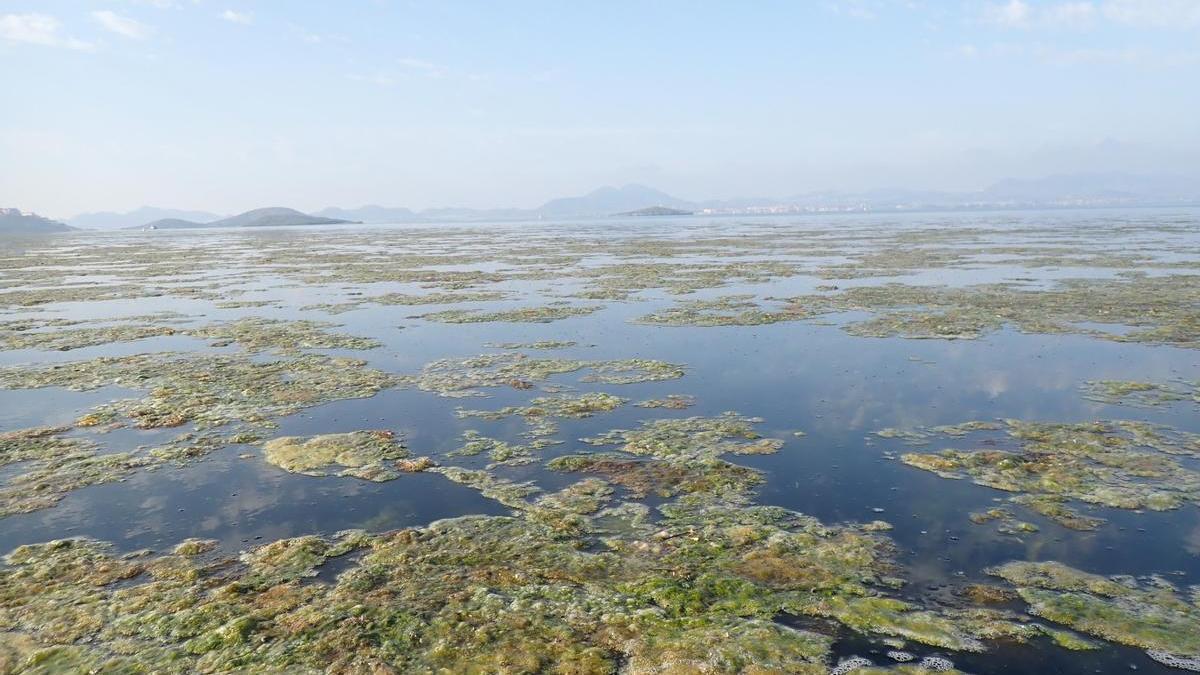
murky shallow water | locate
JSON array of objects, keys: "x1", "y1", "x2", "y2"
[{"x1": 1, "y1": 208, "x2": 1199, "y2": 673}]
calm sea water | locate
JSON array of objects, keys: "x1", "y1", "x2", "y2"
[{"x1": 2, "y1": 207, "x2": 1199, "y2": 673}]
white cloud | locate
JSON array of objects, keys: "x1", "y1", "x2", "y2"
[
  {"x1": 0, "y1": 13, "x2": 92, "y2": 50},
  {"x1": 986, "y1": 0, "x2": 1200, "y2": 30},
  {"x1": 219, "y1": 9, "x2": 253, "y2": 25},
  {"x1": 1101, "y1": 0, "x2": 1200, "y2": 28},
  {"x1": 348, "y1": 72, "x2": 396, "y2": 87},
  {"x1": 398, "y1": 58, "x2": 446, "y2": 77},
  {"x1": 983, "y1": 0, "x2": 1031, "y2": 27},
  {"x1": 92, "y1": 11, "x2": 153, "y2": 39}
]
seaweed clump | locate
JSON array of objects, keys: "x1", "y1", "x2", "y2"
[
  {"x1": 261, "y1": 430, "x2": 408, "y2": 481},
  {"x1": 0, "y1": 352, "x2": 396, "y2": 431},
  {"x1": 1081, "y1": 380, "x2": 1197, "y2": 408},
  {"x1": 990, "y1": 560, "x2": 1200, "y2": 663},
  {"x1": 186, "y1": 317, "x2": 380, "y2": 354},
  {"x1": 401, "y1": 351, "x2": 683, "y2": 397},
  {"x1": 635, "y1": 295, "x2": 808, "y2": 327},
  {"x1": 418, "y1": 304, "x2": 600, "y2": 323},
  {"x1": 456, "y1": 391, "x2": 627, "y2": 439},
  {"x1": 785, "y1": 274, "x2": 1200, "y2": 348},
  {"x1": 581, "y1": 412, "x2": 785, "y2": 459},
  {"x1": 0, "y1": 427, "x2": 150, "y2": 516},
  {"x1": 0, "y1": 490, "x2": 1045, "y2": 673},
  {"x1": 893, "y1": 419, "x2": 1200, "y2": 530}
]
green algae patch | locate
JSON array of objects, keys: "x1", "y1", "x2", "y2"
[
  {"x1": 635, "y1": 295, "x2": 809, "y2": 327},
  {"x1": 968, "y1": 508, "x2": 1039, "y2": 536},
  {"x1": 428, "y1": 466, "x2": 542, "y2": 509},
  {"x1": 187, "y1": 317, "x2": 380, "y2": 354},
  {"x1": 0, "y1": 486, "x2": 1096, "y2": 672},
  {"x1": 990, "y1": 560, "x2": 1200, "y2": 660},
  {"x1": 457, "y1": 391, "x2": 627, "y2": 441},
  {"x1": 785, "y1": 274, "x2": 1200, "y2": 348},
  {"x1": 891, "y1": 419, "x2": 1200, "y2": 530},
  {"x1": 302, "y1": 290, "x2": 508, "y2": 314},
  {"x1": 0, "y1": 352, "x2": 396, "y2": 431},
  {"x1": 486, "y1": 340, "x2": 578, "y2": 350},
  {"x1": 0, "y1": 353, "x2": 395, "y2": 516},
  {"x1": 549, "y1": 453, "x2": 763, "y2": 500},
  {"x1": 637, "y1": 394, "x2": 696, "y2": 409},
  {"x1": 0, "y1": 324, "x2": 179, "y2": 352},
  {"x1": 0, "y1": 426, "x2": 152, "y2": 517},
  {"x1": 262, "y1": 430, "x2": 408, "y2": 481},
  {"x1": 172, "y1": 539, "x2": 219, "y2": 557},
  {"x1": 419, "y1": 304, "x2": 600, "y2": 324},
  {"x1": 401, "y1": 351, "x2": 684, "y2": 397},
  {"x1": 582, "y1": 412, "x2": 785, "y2": 460},
  {"x1": 450, "y1": 430, "x2": 550, "y2": 467},
  {"x1": 1081, "y1": 380, "x2": 1198, "y2": 408}
]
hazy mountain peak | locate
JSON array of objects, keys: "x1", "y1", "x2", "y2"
[{"x1": 0, "y1": 208, "x2": 75, "y2": 234}]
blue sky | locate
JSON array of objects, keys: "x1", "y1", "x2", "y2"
[{"x1": 2, "y1": 1, "x2": 1199, "y2": 217}]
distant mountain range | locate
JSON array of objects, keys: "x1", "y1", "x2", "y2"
[
  {"x1": 69, "y1": 207, "x2": 224, "y2": 230},
  {"x1": 136, "y1": 207, "x2": 354, "y2": 230},
  {"x1": 0, "y1": 208, "x2": 74, "y2": 234},
  {"x1": 43, "y1": 171, "x2": 1200, "y2": 231},
  {"x1": 309, "y1": 173, "x2": 1200, "y2": 222}
]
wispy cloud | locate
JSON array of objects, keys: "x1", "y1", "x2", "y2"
[
  {"x1": 1101, "y1": 0, "x2": 1200, "y2": 28},
  {"x1": 984, "y1": 0, "x2": 1200, "y2": 30},
  {"x1": 0, "y1": 13, "x2": 92, "y2": 50},
  {"x1": 219, "y1": 9, "x2": 253, "y2": 25},
  {"x1": 397, "y1": 58, "x2": 447, "y2": 78},
  {"x1": 968, "y1": 40, "x2": 1199, "y2": 68},
  {"x1": 347, "y1": 72, "x2": 397, "y2": 87},
  {"x1": 92, "y1": 11, "x2": 153, "y2": 40}
]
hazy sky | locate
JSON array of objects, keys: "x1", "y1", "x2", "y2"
[{"x1": 2, "y1": 1, "x2": 1199, "y2": 218}]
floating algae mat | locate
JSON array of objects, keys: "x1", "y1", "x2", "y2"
[{"x1": 1, "y1": 210, "x2": 1199, "y2": 673}]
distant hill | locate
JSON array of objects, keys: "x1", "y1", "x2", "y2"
[
  {"x1": 0, "y1": 208, "x2": 75, "y2": 234},
  {"x1": 315, "y1": 205, "x2": 416, "y2": 223},
  {"x1": 980, "y1": 172, "x2": 1199, "y2": 203},
  {"x1": 209, "y1": 207, "x2": 353, "y2": 228},
  {"x1": 129, "y1": 207, "x2": 354, "y2": 230},
  {"x1": 539, "y1": 184, "x2": 695, "y2": 216},
  {"x1": 617, "y1": 206, "x2": 693, "y2": 217},
  {"x1": 69, "y1": 207, "x2": 223, "y2": 230}
]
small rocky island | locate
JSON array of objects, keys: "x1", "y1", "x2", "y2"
[{"x1": 616, "y1": 206, "x2": 694, "y2": 217}]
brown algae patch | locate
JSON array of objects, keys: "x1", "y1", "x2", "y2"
[
  {"x1": 892, "y1": 419, "x2": 1200, "y2": 530},
  {"x1": 990, "y1": 560, "x2": 1200, "y2": 662},
  {"x1": 262, "y1": 430, "x2": 408, "y2": 481}
]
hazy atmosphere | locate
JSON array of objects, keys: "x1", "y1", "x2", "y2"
[
  {"x1": 3, "y1": 0, "x2": 1200, "y2": 218},
  {"x1": 4, "y1": 4, "x2": 1200, "y2": 675}
]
